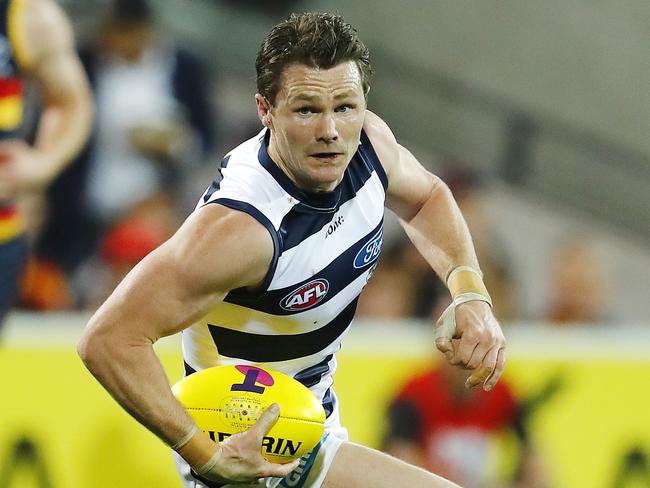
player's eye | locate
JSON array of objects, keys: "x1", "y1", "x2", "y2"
[
  {"x1": 296, "y1": 107, "x2": 314, "y2": 115},
  {"x1": 336, "y1": 104, "x2": 354, "y2": 113}
]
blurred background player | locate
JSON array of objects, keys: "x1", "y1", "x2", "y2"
[
  {"x1": 35, "y1": 0, "x2": 214, "y2": 299},
  {"x1": 0, "y1": 0, "x2": 92, "y2": 328}
]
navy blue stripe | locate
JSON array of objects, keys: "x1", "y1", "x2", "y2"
[
  {"x1": 225, "y1": 219, "x2": 383, "y2": 315},
  {"x1": 322, "y1": 388, "x2": 334, "y2": 418},
  {"x1": 279, "y1": 432, "x2": 329, "y2": 488},
  {"x1": 293, "y1": 354, "x2": 333, "y2": 388},
  {"x1": 183, "y1": 361, "x2": 196, "y2": 377},
  {"x1": 204, "y1": 198, "x2": 280, "y2": 295},
  {"x1": 359, "y1": 129, "x2": 388, "y2": 190},
  {"x1": 279, "y1": 148, "x2": 376, "y2": 252},
  {"x1": 201, "y1": 155, "x2": 230, "y2": 203},
  {"x1": 208, "y1": 298, "x2": 358, "y2": 362}
]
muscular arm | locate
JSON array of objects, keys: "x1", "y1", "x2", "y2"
[
  {"x1": 78, "y1": 204, "x2": 298, "y2": 481},
  {"x1": 364, "y1": 111, "x2": 478, "y2": 282},
  {"x1": 18, "y1": 0, "x2": 92, "y2": 184},
  {"x1": 364, "y1": 111, "x2": 506, "y2": 390}
]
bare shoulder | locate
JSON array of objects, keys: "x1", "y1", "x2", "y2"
[
  {"x1": 168, "y1": 203, "x2": 275, "y2": 294},
  {"x1": 19, "y1": 0, "x2": 74, "y2": 69},
  {"x1": 362, "y1": 111, "x2": 438, "y2": 218},
  {"x1": 362, "y1": 110, "x2": 401, "y2": 177}
]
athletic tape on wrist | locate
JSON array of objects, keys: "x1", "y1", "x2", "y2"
[
  {"x1": 193, "y1": 449, "x2": 231, "y2": 487},
  {"x1": 170, "y1": 424, "x2": 198, "y2": 452},
  {"x1": 446, "y1": 265, "x2": 482, "y2": 283},
  {"x1": 446, "y1": 265, "x2": 491, "y2": 303},
  {"x1": 435, "y1": 292, "x2": 492, "y2": 343},
  {"x1": 195, "y1": 450, "x2": 221, "y2": 475}
]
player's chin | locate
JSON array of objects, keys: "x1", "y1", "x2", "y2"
[{"x1": 308, "y1": 169, "x2": 345, "y2": 191}]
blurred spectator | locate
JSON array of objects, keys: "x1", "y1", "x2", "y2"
[
  {"x1": 355, "y1": 240, "x2": 423, "y2": 319},
  {"x1": 36, "y1": 0, "x2": 215, "y2": 280},
  {"x1": 544, "y1": 238, "x2": 608, "y2": 325},
  {"x1": 19, "y1": 257, "x2": 73, "y2": 311},
  {"x1": 75, "y1": 217, "x2": 166, "y2": 308},
  {"x1": 383, "y1": 359, "x2": 551, "y2": 488}
]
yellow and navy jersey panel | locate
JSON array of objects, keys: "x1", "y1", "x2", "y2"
[{"x1": 0, "y1": 0, "x2": 26, "y2": 134}]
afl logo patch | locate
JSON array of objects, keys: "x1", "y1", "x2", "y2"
[
  {"x1": 353, "y1": 228, "x2": 383, "y2": 269},
  {"x1": 280, "y1": 279, "x2": 329, "y2": 311}
]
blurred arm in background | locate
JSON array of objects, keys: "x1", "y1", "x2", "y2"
[{"x1": 0, "y1": 0, "x2": 92, "y2": 201}]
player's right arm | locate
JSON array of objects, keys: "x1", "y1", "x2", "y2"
[
  {"x1": 0, "y1": 0, "x2": 92, "y2": 201},
  {"x1": 77, "y1": 204, "x2": 299, "y2": 484}
]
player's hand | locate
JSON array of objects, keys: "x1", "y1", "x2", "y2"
[
  {"x1": 434, "y1": 300, "x2": 506, "y2": 391},
  {"x1": 0, "y1": 141, "x2": 49, "y2": 199},
  {"x1": 191, "y1": 403, "x2": 300, "y2": 485},
  {"x1": 128, "y1": 125, "x2": 185, "y2": 161}
]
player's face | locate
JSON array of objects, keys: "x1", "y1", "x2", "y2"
[{"x1": 259, "y1": 61, "x2": 367, "y2": 193}]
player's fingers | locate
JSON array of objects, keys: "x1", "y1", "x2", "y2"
[
  {"x1": 466, "y1": 343, "x2": 490, "y2": 371},
  {"x1": 251, "y1": 403, "x2": 281, "y2": 438},
  {"x1": 258, "y1": 458, "x2": 300, "y2": 478},
  {"x1": 451, "y1": 335, "x2": 479, "y2": 367},
  {"x1": 465, "y1": 345, "x2": 498, "y2": 389},
  {"x1": 435, "y1": 338, "x2": 453, "y2": 358},
  {"x1": 465, "y1": 366, "x2": 492, "y2": 389},
  {"x1": 484, "y1": 346, "x2": 507, "y2": 391},
  {"x1": 434, "y1": 303, "x2": 457, "y2": 358}
]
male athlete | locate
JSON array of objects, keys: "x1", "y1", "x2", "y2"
[
  {"x1": 0, "y1": 0, "x2": 92, "y2": 326},
  {"x1": 79, "y1": 13, "x2": 506, "y2": 488}
]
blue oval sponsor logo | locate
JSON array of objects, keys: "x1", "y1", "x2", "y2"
[
  {"x1": 280, "y1": 279, "x2": 330, "y2": 311},
  {"x1": 353, "y1": 228, "x2": 383, "y2": 269}
]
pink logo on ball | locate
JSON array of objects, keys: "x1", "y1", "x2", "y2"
[{"x1": 231, "y1": 365, "x2": 275, "y2": 394}]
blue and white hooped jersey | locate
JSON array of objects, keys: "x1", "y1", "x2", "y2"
[{"x1": 183, "y1": 127, "x2": 387, "y2": 425}]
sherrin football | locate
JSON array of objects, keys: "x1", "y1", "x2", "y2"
[{"x1": 172, "y1": 365, "x2": 326, "y2": 463}]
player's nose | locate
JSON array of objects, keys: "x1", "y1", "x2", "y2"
[{"x1": 315, "y1": 113, "x2": 339, "y2": 143}]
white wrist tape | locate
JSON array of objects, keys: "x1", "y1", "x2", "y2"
[
  {"x1": 195, "y1": 450, "x2": 221, "y2": 476},
  {"x1": 170, "y1": 424, "x2": 198, "y2": 452},
  {"x1": 435, "y1": 292, "x2": 492, "y2": 342}
]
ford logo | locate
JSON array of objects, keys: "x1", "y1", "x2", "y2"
[
  {"x1": 280, "y1": 279, "x2": 329, "y2": 311},
  {"x1": 353, "y1": 228, "x2": 383, "y2": 269}
]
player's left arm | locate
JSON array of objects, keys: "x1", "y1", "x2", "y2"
[
  {"x1": 9, "y1": 0, "x2": 92, "y2": 189},
  {"x1": 363, "y1": 110, "x2": 506, "y2": 391}
]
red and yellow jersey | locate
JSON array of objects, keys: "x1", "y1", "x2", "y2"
[
  {"x1": 0, "y1": 0, "x2": 27, "y2": 133},
  {"x1": 0, "y1": 0, "x2": 28, "y2": 242}
]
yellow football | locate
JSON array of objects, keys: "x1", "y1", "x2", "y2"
[{"x1": 172, "y1": 365, "x2": 326, "y2": 463}]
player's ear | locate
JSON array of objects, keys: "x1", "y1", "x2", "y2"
[{"x1": 255, "y1": 94, "x2": 273, "y2": 129}]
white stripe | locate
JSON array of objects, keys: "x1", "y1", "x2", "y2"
[{"x1": 200, "y1": 131, "x2": 298, "y2": 228}]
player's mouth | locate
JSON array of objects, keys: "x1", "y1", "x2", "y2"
[{"x1": 310, "y1": 152, "x2": 343, "y2": 162}]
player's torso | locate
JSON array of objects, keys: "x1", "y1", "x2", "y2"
[
  {"x1": 0, "y1": 0, "x2": 26, "y2": 243},
  {"x1": 182, "y1": 128, "x2": 388, "y2": 412}
]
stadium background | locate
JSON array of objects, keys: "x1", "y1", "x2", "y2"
[{"x1": 2, "y1": 0, "x2": 649, "y2": 487}]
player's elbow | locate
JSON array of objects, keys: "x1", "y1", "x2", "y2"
[
  {"x1": 77, "y1": 324, "x2": 99, "y2": 371},
  {"x1": 77, "y1": 316, "x2": 114, "y2": 373}
]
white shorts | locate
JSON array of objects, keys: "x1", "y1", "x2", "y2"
[{"x1": 174, "y1": 425, "x2": 348, "y2": 488}]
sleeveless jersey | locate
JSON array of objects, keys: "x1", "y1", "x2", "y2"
[
  {"x1": 183, "y1": 127, "x2": 387, "y2": 423},
  {"x1": 0, "y1": 0, "x2": 27, "y2": 243}
]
